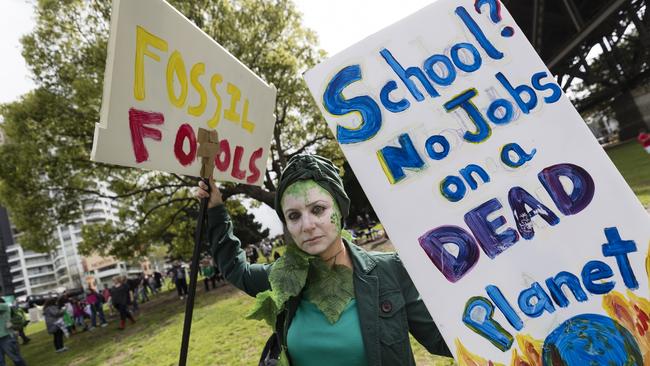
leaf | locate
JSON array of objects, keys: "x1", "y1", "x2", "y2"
[
  {"x1": 341, "y1": 229, "x2": 355, "y2": 243},
  {"x1": 278, "y1": 348, "x2": 290, "y2": 366},
  {"x1": 304, "y1": 260, "x2": 354, "y2": 324},
  {"x1": 246, "y1": 290, "x2": 279, "y2": 327},
  {"x1": 268, "y1": 244, "x2": 313, "y2": 307},
  {"x1": 248, "y1": 245, "x2": 316, "y2": 332}
]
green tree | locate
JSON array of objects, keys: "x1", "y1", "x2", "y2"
[
  {"x1": 0, "y1": 0, "x2": 338, "y2": 259},
  {"x1": 227, "y1": 200, "x2": 270, "y2": 246},
  {"x1": 568, "y1": 25, "x2": 650, "y2": 139},
  {"x1": 341, "y1": 161, "x2": 376, "y2": 228}
]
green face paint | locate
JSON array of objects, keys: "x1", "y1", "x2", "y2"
[
  {"x1": 282, "y1": 181, "x2": 342, "y2": 222},
  {"x1": 282, "y1": 180, "x2": 321, "y2": 206},
  {"x1": 281, "y1": 179, "x2": 343, "y2": 236},
  {"x1": 330, "y1": 207, "x2": 342, "y2": 232}
]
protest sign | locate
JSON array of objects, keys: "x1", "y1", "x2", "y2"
[
  {"x1": 304, "y1": 0, "x2": 650, "y2": 364},
  {"x1": 91, "y1": 0, "x2": 276, "y2": 185}
]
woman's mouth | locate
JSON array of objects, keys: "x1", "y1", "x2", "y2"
[{"x1": 303, "y1": 236, "x2": 324, "y2": 245}]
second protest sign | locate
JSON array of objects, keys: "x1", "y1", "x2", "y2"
[{"x1": 304, "y1": 0, "x2": 650, "y2": 364}]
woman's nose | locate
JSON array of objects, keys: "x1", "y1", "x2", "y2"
[{"x1": 301, "y1": 214, "x2": 317, "y2": 231}]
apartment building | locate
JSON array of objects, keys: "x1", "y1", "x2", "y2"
[
  {"x1": 0, "y1": 184, "x2": 153, "y2": 298},
  {"x1": 0, "y1": 207, "x2": 16, "y2": 295}
]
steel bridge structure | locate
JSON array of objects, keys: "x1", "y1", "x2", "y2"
[{"x1": 504, "y1": 0, "x2": 650, "y2": 139}]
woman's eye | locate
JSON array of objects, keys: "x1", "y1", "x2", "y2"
[
  {"x1": 312, "y1": 206, "x2": 325, "y2": 215},
  {"x1": 287, "y1": 212, "x2": 300, "y2": 221}
]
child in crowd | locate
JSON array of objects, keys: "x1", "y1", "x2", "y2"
[
  {"x1": 72, "y1": 299, "x2": 87, "y2": 331},
  {"x1": 102, "y1": 284, "x2": 114, "y2": 316},
  {"x1": 60, "y1": 298, "x2": 74, "y2": 334}
]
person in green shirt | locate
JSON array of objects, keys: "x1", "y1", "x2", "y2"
[
  {"x1": 0, "y1": 298, "x2": 27, "y2": 365},
  {"x1": 9, "y1": 306, "x2": 30, "y2": 345},
  {"x1": 197, "y1": 154, "x2": 451, "y2": 365},
  {"x1": 200, "y1": 258, "x2": 217, "y2": 291}
]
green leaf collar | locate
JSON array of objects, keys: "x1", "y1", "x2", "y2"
[{"x1": 247, "y1": 240, "x2": 355, "y2": 327}]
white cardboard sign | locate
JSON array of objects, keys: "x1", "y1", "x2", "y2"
[
  {"x1": 304, "y1": 0, "x2": 650, "y2": 364},
  {"x1": 92, "y1": 0, "x2": 276, "y2": 185}
]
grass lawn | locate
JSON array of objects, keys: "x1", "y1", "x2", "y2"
[
  {"x1": 605, "y1": 140, "x2": 650, "y2": 207},
  {"x1": 19, "y1": 284, "x2": 453, "y2": 365}
]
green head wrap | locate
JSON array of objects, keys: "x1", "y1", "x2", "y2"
[{"x1": 275, "y1": 154, "x2": 350, "y2": 226}]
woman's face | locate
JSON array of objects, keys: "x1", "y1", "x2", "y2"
[{"x1": 281, "y1": 180, "x2": 342, "y2": 256}]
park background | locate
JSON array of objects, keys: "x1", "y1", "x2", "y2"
[{"x1": 1, "y1": 0, "x2": 649, "y2": 365}]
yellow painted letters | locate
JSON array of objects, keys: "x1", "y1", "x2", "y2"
[
  {"x1": 166, "y1": 50, "x2": 188, "y2": 108},
  {"x1": 224, "y1": 83, "x2": 241, "y2": 123},
  {"x1": 188, "y1": 63, "x2": 207, "y2": 116},
  {"x1": 134, "y1": 26, "x2": 168, "y2": 100},
  {"x1": 207, "y1": 74, "x2": 224, "y2": 128}
]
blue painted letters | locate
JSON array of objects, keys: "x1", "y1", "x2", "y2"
[{"x1": 322, "y1": 65, "x2": 382, "y2": 144}]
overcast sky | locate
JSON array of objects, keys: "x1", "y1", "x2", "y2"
[
  {"x1": 0, "y1": 0, "x2": 36, "y2": 104},
  {"x1": 0, "y1": 0, "x2": 435, "y2": 237}
]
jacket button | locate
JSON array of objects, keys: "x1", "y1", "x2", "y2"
[{"x1": 380, "y1": 300, "x2": 392, "y2": 313}]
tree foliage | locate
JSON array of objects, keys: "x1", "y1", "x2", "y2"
[
  {"x1": 227, "y1": 200, "x2": 270, "y2": 246},
  {"x1": 0, "y1": 0, "x2": 338, "y2": 259},
  {"x1": 342, "y1": 161, "x2": 377, "y2": 228}
]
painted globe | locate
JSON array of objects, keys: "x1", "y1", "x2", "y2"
[{"x1": 542, "y1": 313, "x2": 643, "y2": 366}]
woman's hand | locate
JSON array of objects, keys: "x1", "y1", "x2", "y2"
[{"x1": 196, "y1": 178, "x2": 223, "y2": 208}]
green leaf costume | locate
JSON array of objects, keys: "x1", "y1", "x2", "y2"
[
  {"x1": 304, "y1": 260, "x2": 354, "y2": 324},
  {"x1": 247, "y1": 241, "x2": 354, "y2": 326}
]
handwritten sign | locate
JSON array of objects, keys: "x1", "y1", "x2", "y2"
[
  {"x1": 304, "y1": 0, "x2": 650, "y2": 364},
  {"x1": 92, "y1": 0, "x2": 276, "y2": 185}
]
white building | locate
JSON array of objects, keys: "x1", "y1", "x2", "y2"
[
  {"x1": 6, "y1": 184, "x2": 151, "y2": 297},
  {"x1": 7, "y1": 243, "x2": 57, "y2": 297}
]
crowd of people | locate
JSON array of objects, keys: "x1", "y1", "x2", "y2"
[
  {"x1": 29, "y1": 261, "x2": 220, "y2": 358},
  {"x1": 0, "y1": 254, "x2": 251, "y2": 364},
  {"x1": 41, "y1": 273, "x2": 162, "y2": 354},
  {"x1": 244, "y1": 241, "x2": 282, "y2": 264}
]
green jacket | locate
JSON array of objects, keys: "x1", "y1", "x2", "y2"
[{"x1": 208, "y1": 205, "x2": 452, "y2": 365}]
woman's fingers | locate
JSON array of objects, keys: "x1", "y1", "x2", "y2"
[
  {"x1": 195, "y1": 183, "x2": 210, "y2": 199},
  {"x1": 195, "y1": 178, "x2": 222, "y2": 208}
]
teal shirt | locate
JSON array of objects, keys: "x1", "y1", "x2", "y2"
[{"x1": 287, "y1": 299, "x2": 368, "y2": 366}]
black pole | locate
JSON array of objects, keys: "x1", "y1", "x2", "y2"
[{"x1": 178, "y1": 178, "x2": 210, "y2": 366}]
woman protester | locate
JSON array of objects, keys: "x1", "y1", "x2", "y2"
[
  {"x1": 196, "y1": 154, "x2": 451, "y2": 365},
  {"x1": 86, "y1": 288, "x2": 108, "y2": 329},
  {"x1": 43, "y1": 299, "x2": 67, "y2": 353},
  {"x1": 109, "y1": 276, "x2": 136, "y2": 330}
]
